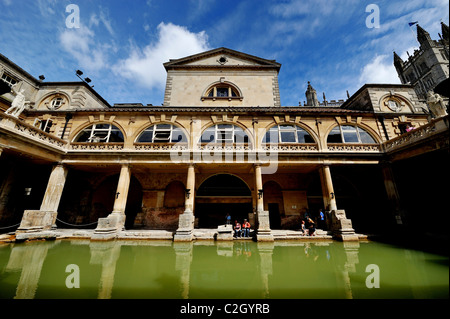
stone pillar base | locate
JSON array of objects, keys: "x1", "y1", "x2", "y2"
[
  {"x1": 329, "y1": 210, "x2": 359, "y2": 241},
  {"x1": 16, "y1": 210, "x2": 57, "y2": 233},
  {"x1": 256, "y1": 210, "x2": 274, "y2": 242},
  {"x1": 15, "y1": 210, "x2": 58, "y2": 241},
  {"x1": 174, "y1": 211, "x2": 195, "y2": 242},
  {"x1": 256, "y1": 230, "x2": 274, "y2": 242},
  {"x1": 217, "y1": 225, "x2": 233, "y2": 241},
  {"x1": 91, "y1": 213, "x2": 125, "y2": 241}
]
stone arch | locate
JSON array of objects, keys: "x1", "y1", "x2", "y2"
[
  {"x1": 195, "y1": 173, "x2": 252, "y2": 228},
  {"x1": 89, "y1": 173, "x2": 143, "y2": 229}
]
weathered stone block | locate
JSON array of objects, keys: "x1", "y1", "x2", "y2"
[
  {"x1": 217, "y1": 224, "x2": 233, "y2": 241},
  {"x1": 16, "y1": 210, "x2": 57, "y2": 232},
  {"x1": 174, "y1": 211, "x2": 195, "y2": 242}
]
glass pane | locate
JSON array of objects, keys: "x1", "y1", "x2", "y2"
[
  {"x1": 216, "y1": 88, "x2": 228, "y2": 97},
  {"x1": 234, "y1": 128, "x2": 249, "y2": 144},
  {"x1": 138, "y1": 129, "x2": 154, "y2": 143},
  {"x1": 154, "y1": 131, "x2": 171, "y2": 142},
  {"x1": 75, "y1": 130, "x2": 92, "y2": 142},
  {"x1": 280, "y1": 131, "x2": 296, "y2": 143},
  {"x1": 94, "y1": 124, "x2": 110, "y2": 130},
  {"x1": 358, "y1": 127, "x2": 376, "y2": 144},
  {"x1": 217, "y1": 131, "x2": 233, "y2": 141},
  {"x1": 156, "y1": 124, "x2": 171, "y2": 130},
  {"x1": 297, "y1": 129, "x2": 313, "y2": 143},
  {"x1": 171, "y1": 128, "x2": 186, "y2": 143},
  {"x1": 201, "y1": 127, "x2": 215, "y2": 143},
  {"x1": 109, "y1": 130, "x2": 124, "y2": 142},
  {"x1": 327, "y1": 127, "x2": 343, "y2": 143},
  {"x1": 341, "y1": 126, "x2": 359, "y2": 143},
  {"x1": 263, "y1": 127, "x2": 279, "y2": 144},
  {"x1": 94, "y1": 131, "x2": 109, "y2": 140},
  {"x1": 279, "y1": 125, "x2": 295, "y2": 131},
  {"x1": 217, "y1": 124, "x2": 232, "y2": 130}
]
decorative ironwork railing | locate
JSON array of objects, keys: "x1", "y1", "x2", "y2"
[
  {"x1": 198, "y1": 143, "x2": 251, "y2": 151},
  {"x1": 70, "y1": 143, "x2": 124, "y2": 151},
  {"x1": 260, "y1": 143, "x2": 319, "y2": 152},
  {"x1": 326, "y1": 143, "x2": 381, "y2": 152},
  {"x1": 134, "y1": 143, "x2": 189, "y2": 151}
]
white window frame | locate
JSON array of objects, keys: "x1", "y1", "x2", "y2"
[
  {"x1": 1, "y1": 72, "x2": 18, "y2": 87},
  {"x1": 264, "y1": 125, "x2": 314, "y2": 144},
  {"x1": 200, "y1": 124, "x2": 249, "y2": 144},
  {"x1": 328, "y1": 125, "x2": 376, "y2": 144},
  {"x1": 137, "y1": 124, "x2": 187, "y2": 143}
]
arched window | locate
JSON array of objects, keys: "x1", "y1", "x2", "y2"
[
  {"x1": 327, "y1": 125, "x2": 376, "y2": 144},
  {"x1": 136, "y1": 124, "x2": 187, "y2": 143},
  {"x1": 262, "y1": 125, "x2": 315, "y2": 144},
  {"x1": 74, "y1": 123, "x2": 124, "y2": 143},
  {"x1": 201, "y1": 82, "x2": 243, "y2": 101},
  {"x1": 200, "y1": 124, "x2": 250, "y2": 144}
]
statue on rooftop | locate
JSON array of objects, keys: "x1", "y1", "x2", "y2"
[
  {"x1": 426, "y1": 90, "x2": 447, "y2": 118},
  {"x1": 5, "y1": 84, "x2": 29, "y2": 118}
]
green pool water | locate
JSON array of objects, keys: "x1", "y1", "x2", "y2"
[{"x1": 0, "y1": 239, "x2": 448, "y2": 299}]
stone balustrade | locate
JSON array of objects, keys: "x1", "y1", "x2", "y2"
[
  {"x1": 383, "y1": 115, "x2": 449, "y2": 153},
  {"x1": 0, "y1": 113, "x2": 67, "y2": 149}
]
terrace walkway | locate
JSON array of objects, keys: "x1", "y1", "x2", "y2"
[{"x1": 1, "y1": 228, "x2": 371, "y2": 243}]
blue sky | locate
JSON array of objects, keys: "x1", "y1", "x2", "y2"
[{"x1": 0, "y1": 0, "x2": 448, "y2": 106}]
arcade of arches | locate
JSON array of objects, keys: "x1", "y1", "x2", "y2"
[{"x1": 0, "y1": 153, "x2": 390, "y2": 234}]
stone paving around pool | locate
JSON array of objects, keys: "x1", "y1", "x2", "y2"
[{"x1": 1, "y1": 227, "x2": 369, "y2": 243}]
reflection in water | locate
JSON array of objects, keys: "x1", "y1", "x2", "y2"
[{"x1": 0, "y1": 239, "x2": 448, "y2": 299}]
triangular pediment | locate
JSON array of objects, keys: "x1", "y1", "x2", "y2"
[{"x1": 163, "y1": 47, "x2": 281, "y2": 71}]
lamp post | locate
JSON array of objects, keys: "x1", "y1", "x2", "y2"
[{"x1": 75, "y1": 70, "x2": 94, "y2": 88}]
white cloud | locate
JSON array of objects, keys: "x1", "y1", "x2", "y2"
[
  {"x1": 358, "y1": 54, "x2": 401, "y2": 85},
  {"x1": 89, "y1": 7, "x2": 115, "y2": 36},
  {"x1": 59, "y1": 26, "x2": 110, "y2": 71},
  {"x1": 114, "y1": 22, "x2": 210, "y2": 90}
]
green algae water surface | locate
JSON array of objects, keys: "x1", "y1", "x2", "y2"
[{"x1": 0, "y1": 240, "x2": 448, "y2": 299}]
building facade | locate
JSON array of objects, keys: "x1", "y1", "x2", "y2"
[
  {"x1": 393, "y1": 22, "x2": 449, "y2": 101},
  {"x1": 1, "y1": 47, "x2": 448, "y2": 242}
]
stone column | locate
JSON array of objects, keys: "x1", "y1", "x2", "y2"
[
  {"x1": 254, "y1": 164, "x2": 273, "y2": 242},
  {"x1": 319, "y1": 165, "x2": 357, "y2": 241},
  {"x1": 16, "y1": 164, "x2": 68, "y2": 237},
  {"x1": 92, "y1": 164, "x2": 131, "y2": 240},
  {"x1": 40, "y1": 164, "x2": 69, "y2": 212},
  {"x1": 319, "y1": 165, "x2": 337, "y2": 211},
  {"x1": 112, "y1": 164, "x2": 131, "y2": 214},
  {"x1": 381, "y1": 161, "x2": 405, "y2": 226},
  {"x1": 174, "y1": 164, "x2": 196, "y2": 241}
]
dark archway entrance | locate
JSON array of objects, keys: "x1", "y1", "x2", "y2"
[
  {"x1": 195, "y1": 174, "x2": 252, "y2": 228},
  {"x1": 263, "y1": 181, "x2": 283, "y2": 229},
  {"x1": 58, "y1": 172, "x2": 143, "y2": 229}
]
